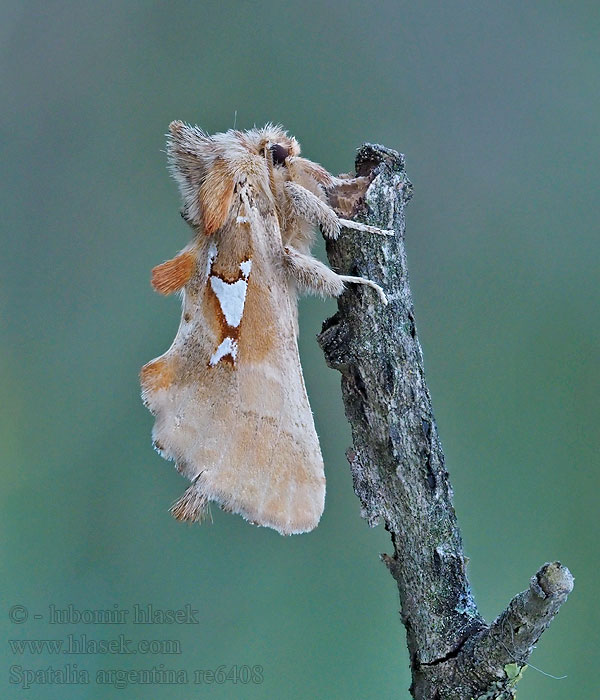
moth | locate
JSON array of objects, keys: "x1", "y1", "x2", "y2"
[{"x1": 141, "y1": 122, "x2": 388, "y2": 535}]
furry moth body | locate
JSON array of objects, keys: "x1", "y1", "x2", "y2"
[{"x1": 141, "y1": 123, "x2": 387, "y2": 535}]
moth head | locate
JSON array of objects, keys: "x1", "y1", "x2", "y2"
[
  {"x1": 253, "y1": 125, "x2": 334, "y2": 190},
  {"x1": 238, "y1": 124, "x2": 300, "y2": 168},
  {"x1": 166, "y1": 122, "x2": 305, "y2": 234}
]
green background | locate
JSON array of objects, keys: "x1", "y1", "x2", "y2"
[{"x1": 2, "y1": 1, "x2": 598, "y2": 698}]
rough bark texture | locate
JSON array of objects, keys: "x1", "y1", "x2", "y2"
[{"x1": 319, "y1": 144, "x2": 573, "y2": 699}]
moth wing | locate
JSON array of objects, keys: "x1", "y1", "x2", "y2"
[{"x1": 142, "y1": 184, "x2": 325, "y2": 535}]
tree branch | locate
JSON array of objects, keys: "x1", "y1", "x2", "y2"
[{"x1": 319, "y1": 144, "x2": 573, "y2": 699}]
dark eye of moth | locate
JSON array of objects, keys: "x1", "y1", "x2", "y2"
[{"x1": 269, "y1": 143, "x2": 289, "y2": 165}]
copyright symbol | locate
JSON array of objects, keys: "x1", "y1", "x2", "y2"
[{"x1": 9, "y1": 605, "x2": 28, "y2": 623}]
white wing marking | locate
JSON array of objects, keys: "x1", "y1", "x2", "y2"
[
  {"x1": 210, "y1": 277, "x2": 248, "y2": 328},
  {"x1": 209, "y1": 337, "x2": 238, "y2": 366}
]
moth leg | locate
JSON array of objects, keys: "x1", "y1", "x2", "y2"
[
  {"x1": 283, "y1": 245, "x2": 344, "y2": 296},
  {"x1": 338, "y1": 218, "x2": 394, "y2": 237},
  {"x1": 151, "y1": 248, "x2": 196, "y2": 295},
  {"x1": 284, "y1": 181, "x2": 341, "y2": 240},
  {"x1": 338, "y1": 275, "x2": 388, "y2": 305},
  {"x1": 283, "y1": 246, "x2": 388, "y2": 304},
  {"x1": 285, "y1": 181, "x2": 393, "y2": 238}
]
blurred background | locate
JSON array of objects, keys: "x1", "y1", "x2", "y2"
[{"x1": 1, "y1": 1, "x2": 598, "y2": 698}]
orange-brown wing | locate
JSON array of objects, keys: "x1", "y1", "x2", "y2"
[{"x1": 141, "y1": 184, "x2": 325, "y2": 534}]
